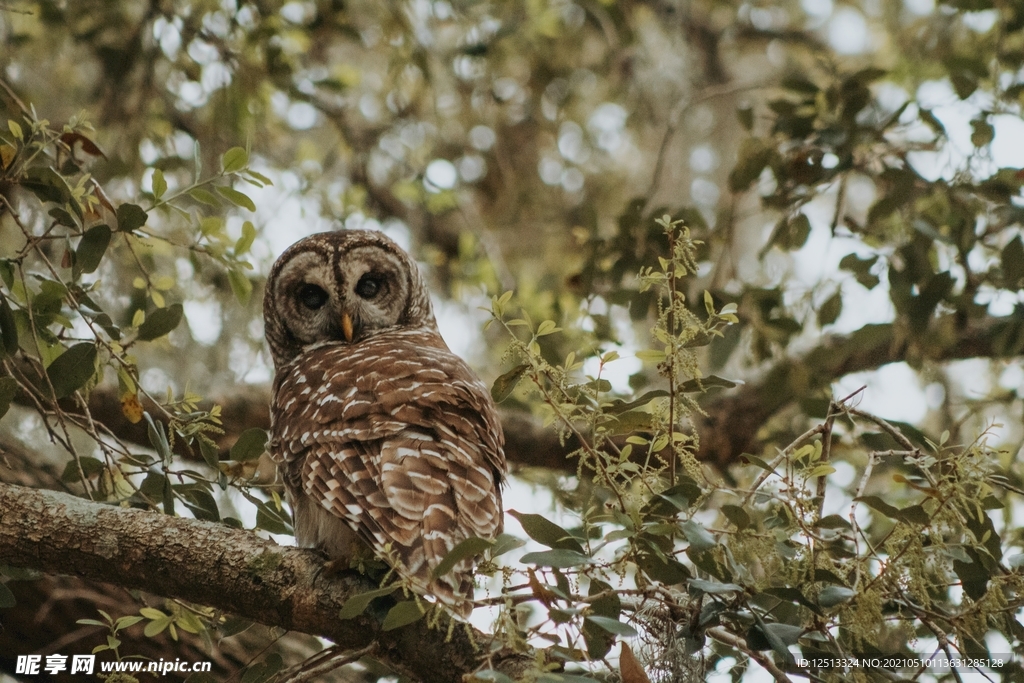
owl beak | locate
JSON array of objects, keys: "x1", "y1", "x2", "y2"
[{"x1": 341, "y1": 312, "x2": 354, "y2": 342}]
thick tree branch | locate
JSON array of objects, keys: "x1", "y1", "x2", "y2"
[
  {"x1": 0, "y1": 483, "x2": 527, "y2": 683},
  {"x1": 14, "y1": 314, "x2": 1024, "y2": 473}
]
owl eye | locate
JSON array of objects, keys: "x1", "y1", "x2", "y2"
[
  {"x1": 355, "y1": 274, "x2": 383, "y2": 299},
  {"x1": 298, "y1": 283, "x2": 329, "y2": 310}
]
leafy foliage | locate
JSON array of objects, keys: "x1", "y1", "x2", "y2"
[{"x1": 4, "y1": 0, "x2": 1024, "y2": 681}]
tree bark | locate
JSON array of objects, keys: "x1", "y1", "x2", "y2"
[
  {"x1": 0, "y1": 483, "x2": 526, "y2": 683},
  {"x1": 30, "y1": 313, "x2": 1019, "y2": 473}
]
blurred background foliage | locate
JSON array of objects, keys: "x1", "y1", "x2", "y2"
[{"x1": 6, "y1": 0, "x2": 1024, "y2": 680}]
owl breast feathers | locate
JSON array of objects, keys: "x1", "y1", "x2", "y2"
[{"x1": 265, "y1": 231, "x2": 505, "y2": 617}]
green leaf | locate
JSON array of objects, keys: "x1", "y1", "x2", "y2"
[
  {"x1": 815, "y1": 514, "x2": 852, "y2": 530},
  {"x1": 254, "y1": 501, "x2": 291, "y2": 534},
  {"x1": 729, "y1": 138, "x2": 773, "y2": 192},
  {"x1": 688, "y1": 578, "x2": 743, "y2": 594},
  {"x1": 970, "y1": 118, "x2": 994, "y2": 147},
  {"x1": 0, "y1": 294, "x2": 17, "y2": 355},
  {"x1": 8, "y1": 119, "x2": 23, "y2": 141},
  {"x1": 0, "y1": 376, "x2": 17, "y2": 420},
  {"x1": 584, "y1": 615, "x2": 638, "y2": 637},
  {"x1": 676, "y1": 375, "x2": 739, "y2": 393},
  {"x1": 818, "y1": 585, "x2": 856, "y2": 607},
  {"x1": 180, "y1": 487, "x2": 220, "y2": 522},
  {"x1": 222, "y1": 147, "x2": 248, "y2": 173},
  {"x1": 22, "y1": 167, "x2": 74, "y2": 205},
  {"x1": 748, "y1": 620, "x2": 803, "y2": 653},
  {"x1": 1003, "y1": 235, "x2": 1024, "y2": 288},
  {"x1": 190, "y1": 188, "x2": 220, "y2": 206},
  {"x1": 144, "y1": 413, "x2": 171, "y2": 462},
  {"x1": 216, "y1": 185, "x2": 256, "y2": 211},
  {"x1": 721, "y1": 504, "x2": 750, "y2": 531},
  {"x1": 762, "y1": 586, "x2": 821, "y2": 614},
  {"x1": 680, "y1": 520, "x2": 716, "y2": 551},
  {"x1": 508, "y1": 510, "x2": 585, "y2": 552},
  {"x1": 152, "y1": 169, "x2": 167, "y2": 199},
  {"x1": 636, "y1": 550, "x2": 691, "y2": 584},
  {"x1": 818, "y1": 291, "x2": 842, "y2": 327},
  {"x1": 60, "y1": 456, "x2": 105, "y2": 483},
  {"x1": 114, "y1": 615, "x2": 144, "y2": 630},
  {"x1": 855, "y1": 496, "x2": 930, "y2": 525},
  {"x1": 491, "y1": 364, "x2": 527, "y2": 402},
  {"x1": 381, "y1": 600, "x2": 424, "y2": 631},
  {"x1": 338, "y1": 585, "x2": 400, "y2": 620},
  {"x1": 536, "y1": 320, "x2": 559, "y2": 336},
  {"x1": 144, "y1": 616, "x2": 172, "y2": 637},
  {"x1": 243, "y1": 169, "x2": 274, "y2": 186},
  {"x1": 741, "y1": 453, "x2": 775, "y2": 471},
  {"x1": 581, "y1": 577, "x2": 620, "y2": 658},
  {"x1": 602, "y1": 389, "x2": 669, "y2": 415},
  {"x1": 489, "y1": 533, "x2": 526, "y2": 557},
  {"x1": 136, "y1": 303, "x2": 183, "y2": 341},
  {"x1": 519, "y1": 549, "x2": 594, "y2": 568},
  {"x1": 75, "y1": 224, "x2": 111, "y2": 276},
  {"x1": 116, "y1": 203, "x2": 148, "y2": 233},
  {"x1": 432, "y1": 536, "x2": 494, "y2": 579},
  {"x1": 231, "y1": 428, "x2": 268, "y2": 462},
  {"x1": 235, "y1": 221, "x2": 257, "y2": 255},
  {"x1": 737, "y1": 104, "x2": 754, "y2": 131},
  {"x1": 49, "y1": 207, "x2": 76, "y2": 227},
  {"x1": 199, "y1": 439, "x2": 220, "y2": 469},
  {"x1": 228, "y1": 268, "x2": 252, "y2": 306},
  {"x1": 47, "y1": 342, "x2": 98, "y2": 398},
  {"x1": 953, "y1": 547, "x2": 990, "y2": 600}
]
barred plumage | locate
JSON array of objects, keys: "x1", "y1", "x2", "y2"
[{"x1": 264, "y1": 230, "x2": 505, "y2": 617}]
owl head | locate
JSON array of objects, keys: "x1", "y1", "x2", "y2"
[{"x1": 263, "y1": 230, "x2": 438, "y2": 368}]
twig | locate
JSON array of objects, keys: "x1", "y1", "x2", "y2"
[
  {"x1": 706, "y1": 627, "x2": 793, "y2": 683},
  {"x1": 276, "y1": 644, "x2": 377, "y2": 683},
  {"x1": 741, "y1": 422, "x2": 827, "y2": 506},
  {"x1": 644, "y1": 81, "x2": 765, "y2": 213},
  {"x1": 0, "y1": 75, "x2": 29, "y2": 116}
]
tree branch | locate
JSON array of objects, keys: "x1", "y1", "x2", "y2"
[
  {"x1": 14, "y1": 314, "x2": 1024, "y2": 473},
  {"x1": 0, "y1": 483, "x2": 527, "y2": 683}
]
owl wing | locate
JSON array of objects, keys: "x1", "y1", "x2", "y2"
[{"x1": 270, "y1": 329, "x2": 505, "y2": 615}]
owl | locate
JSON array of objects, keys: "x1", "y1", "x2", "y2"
[{"x1": 263, "y1": 230, "x2": 506, "y2": 617}]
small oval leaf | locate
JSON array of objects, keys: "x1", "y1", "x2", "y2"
[
  {"x1": 508, "y1": 510, "x2": 584, "y2": 552},
  {"x1": 137, "y1": 303, "x2": 183, "y2": 341},
  {"x1": 818, "y1": 585, "x2": 856, "y2": 607},
  {"x1": 0, "y1": 294, "x2": 18, "y2": 355},
  {"x1": 519, "y1": 549, "x2": 594, "y2": 568},
  {"x1": 491, "y1": 364, "x2": 527, "y2": 402},
  {"x1": 230, "y1": 428, "x2": 268, "y2": 462},
  {"x1": 216, "y1": 185, "x2": 256, "y2": 211},
  {"x1": 381, "y1": 600, "x2": 424, "y2": 631},
  {"x1": 222, "y1": 147, "x2": 248, "y2": 173},
  {"x1": 116, "y1": 203, "x2": 148, "y2": 233},
  {"x1": 584, "y1": 615, "x2": 638, "y2": 638},
  {"x1": 75, "y1": 224, "x2": 112, "y2": 275},
  {"x1": 339, "y1": 585, "x2": 400, "y2": 620},
  {"x1": 432, "y1": 536, "x2": 494, "y2": 579},
  {"x1": 47, "y1": 342, "x2": 98, "y2": 399}
]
